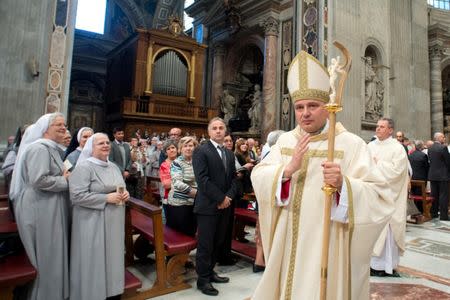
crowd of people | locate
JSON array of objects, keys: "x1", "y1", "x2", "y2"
[
  {"x1": 1, "y1": 113, "x2": 277, "y2": 299},
  {"x1": 1, "y1": 49, "x2": 449, "y2": 300}
]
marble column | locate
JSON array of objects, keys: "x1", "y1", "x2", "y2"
[
  {"x1": 261, "y1": 17, "x2": 279, "y2": 140},
  {"x1": 211, "y1": 43, "x2": 226, "y2": 109},
  {"x1": 429, "y1": 44, "x2": 443, "y2": 134}
]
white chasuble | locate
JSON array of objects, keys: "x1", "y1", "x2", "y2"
[{"x1": 250, "y1": 123, "x2": 395, "y2": 300}]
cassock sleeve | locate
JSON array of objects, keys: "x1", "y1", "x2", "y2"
[
  {"x1": 345, "y1": 139, "x2": 395, "y2": 227},
  {"x1": 28, "y1": 145, "x2": 68, "y2": 192},
  {"x1": 371, "y1": 143, "x2": 408, "y2": 199},
  {"x1": 251, "y1": 144, "x2": 285, "y2": 258}
]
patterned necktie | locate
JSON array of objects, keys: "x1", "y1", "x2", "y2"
[{"x1": 218, "y1": 145, "x2": 227, "y2": 171}]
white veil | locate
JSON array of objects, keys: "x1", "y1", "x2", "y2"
[
  {"x1": 9, "y1": 113, "x2": 63, "y2": 201},
  {"x1": 77, "y1": 127, "x2": 93, "y2": 143},
  {"x1": 77, "y1": 133, "x2": 109, "y2": 166}
]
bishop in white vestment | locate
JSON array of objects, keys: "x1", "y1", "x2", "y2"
[{"x1": 250, "y1": 51, "x2": 395, "y2": 300}]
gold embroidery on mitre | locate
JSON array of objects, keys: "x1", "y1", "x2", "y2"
[{"x1": 288, "y1": 51, "x2": 330, "y2": 104}]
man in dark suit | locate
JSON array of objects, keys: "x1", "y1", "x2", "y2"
[
  {"x1": 408, "y1": 140, "x2": 429, "y2": 212},
  {"x1": 193, "y1": 117, "x2": 238, "y2": 296},
  {"x1": 109, "y1": 127, "x2": 131, "y2": 179},
  {"x1": 427, "y1": 132, "x2": 450, "y2": 221}
]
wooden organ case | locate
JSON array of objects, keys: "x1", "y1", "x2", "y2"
[{"x1": 105, "y1": 23, "x2": 215, "y2": 138}]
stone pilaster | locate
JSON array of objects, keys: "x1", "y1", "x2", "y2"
[
  {"x1": 261, "y1": 17, "x2": 279, "y2": 140},
  {"x1": 211, "y1": 43, "x2": 226, "y2": 109},
  {"x1": 429, "y1": 44, "x2": 443, "y2": 134}
]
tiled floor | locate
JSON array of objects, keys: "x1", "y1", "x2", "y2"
[{"x1": 128, "y1": 219, "x2": 450, "y2": 299}]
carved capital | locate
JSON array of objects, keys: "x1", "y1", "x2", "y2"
[
  {"x1": 213, "y1": 43, "x2": 226, "y2": 56},
  {"x1": 262, "y1": 17, "x2": 279, "y2": 37},
  {"x1": 429, "y1": 44, "x2": 443, "y2": 60}
]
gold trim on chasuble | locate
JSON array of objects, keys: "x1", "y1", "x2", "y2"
[
  {"x1": 284, "y1": 149, "x2": 344, "y2": 300},
  {"x1": 344, "y1": 176, "x2": 354, "y2": 300},
  {"x1": 269, "y1": 165, "x2": 285, "y2": 250}
]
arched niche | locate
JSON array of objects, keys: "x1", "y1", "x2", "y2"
[
  {"x1": 223, "y1": 35, "x2": 265, "y2": 83},
  {"x1": 362, "y1": 42, "x2": 387, "y2": 122},
  {"x1": 221, "y1": 37, "x2": 264, "y2": 127}
]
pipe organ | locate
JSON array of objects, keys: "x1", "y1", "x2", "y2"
[{"x1": 152, "y1": 50, "x2": 188, "y2": 97}]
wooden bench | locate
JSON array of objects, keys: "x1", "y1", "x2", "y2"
[
  {"x1": 144, "y1": 176, "x2": 161, "y2": 206},
  {"x1": 0, "y1": 252, "x2": 37, "y2": 300},
  {"x1": 125, "y1": 198, "x2": 197, "y2": 299},
  {"x1": 123, "y1": 270, "x2": 142, "y2": 298},
  {"x1": 232, "y1": 207, "x2": 258, "y2": 259},
  {"x1": 0, "y1": 209, "x2": 17, "y2": 234},
  {"x1": 409, "y1": 179, "x2": 433, "y2": 221}
]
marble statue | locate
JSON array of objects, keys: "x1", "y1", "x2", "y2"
[
  {"x1": 328, "y1": 56, "x2": 344, "y2": 104},
  {"x1": 364, "y1": 57, "x2": 384, "y2": 120},
  {"x1": 221, "y1": 89, "x2": 236, "y2": 124},
  {"x1": 248, "y1": 84, "x2": 262, "y2": 132}
]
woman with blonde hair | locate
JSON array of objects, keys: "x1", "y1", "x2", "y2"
[
  {"x1": 234, "y1": 138, "x2": 252, "y2": 166},
  {"x1": 166, "y1": 136, "x2": 199, "y2": 236}
]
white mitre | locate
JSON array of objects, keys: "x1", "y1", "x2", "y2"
[{"x1": 287, "y1": 50, "x2": 330, "y2": 103}]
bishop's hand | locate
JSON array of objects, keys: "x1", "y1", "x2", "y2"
[
  {"x1": 283, "y1": 134, "x2": 310, "y2": 179},
  {"x1": 321, "y1": 161, "x2": 343, "y2": 191}
]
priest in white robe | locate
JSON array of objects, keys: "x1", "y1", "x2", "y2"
[
  {"x1": 369, "y1": 118, "x2": 409, "y2": 276},
  {"x1": 250, "y1": 51, "x2": 396, "y2": 300}
]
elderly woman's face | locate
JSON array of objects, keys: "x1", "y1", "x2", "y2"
[
  {"x1": 79, "y1": 130, "x2": 93, "y2": 148},
  {"x1": 166, "y1": 145, "x2": 178, "y2": 160},
  {"x1": 181, "y1": 141, "x2": 195, "y2": 159},
  {"x1": 46, "y1": 116, "x2": 66, "y2": 143},
  {"x1": 92, "y1": 135, "x2": 111, "y2": 161}
]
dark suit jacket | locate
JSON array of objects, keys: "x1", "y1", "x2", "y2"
[
  {"x1": 427, "y1": 142, "x2": 450, "y2": 181},
  {"x1": 408, "y1": 150, "x2": 429, "y2": 181},
  {"x1": 109, "y1": 140, "x2": 131, "y2": 173},
  {"x1": 249, "y1": 150, "x2": 256, "y2": 161},
  {"x1": 192, "y1": 140, "x2": 238, "y2": 215}
]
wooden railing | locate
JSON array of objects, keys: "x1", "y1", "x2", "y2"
[{"x1": 122, "y1": 98, "x2": 217, "y2": 122}]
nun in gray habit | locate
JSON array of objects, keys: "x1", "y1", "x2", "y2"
[
  {"x1": 69, "y1": 133, "x2": 130, "y2": 300},
  {"x1": 9, "y1": 113, "x2": 71, "y2": 300}
]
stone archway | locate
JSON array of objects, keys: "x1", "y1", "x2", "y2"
[
  {"x1": 220, "y1": 36, "x2": 264, "y2": 132},
  {"x1": 224, "y1": 35, "x2": 265, "y2": 83},
  {"x1": 115, "y1": 0, "x2": 147, "y2": 29}
]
